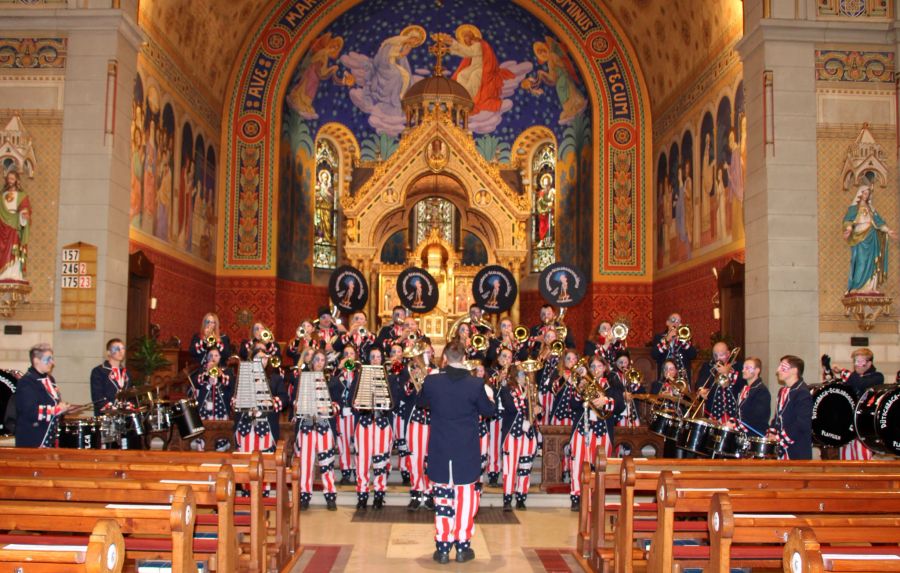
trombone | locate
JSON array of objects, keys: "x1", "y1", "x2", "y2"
[{"x1": 713, "y1": 346, "x2": 741, "y2": 388}]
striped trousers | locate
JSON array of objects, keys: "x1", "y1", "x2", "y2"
[
  {"x1": 408, "y1": 419, "x2": 432, "y2": 495},
  {"x1": 355, "y1": 422, "x2": 393, "y2": 493},
  {"x1": 295, "y1": 427, "x2": 336, "y2": 495},
  {"x1": 433, "y1": 482, "x2": 479, "y2": 550},
  {"x1": 335, "y1": 412, "x2": 356, "y2": 473}
]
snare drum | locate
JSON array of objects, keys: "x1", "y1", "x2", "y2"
[
  {"x1": 649, "y1": 409, "x2": 682, "y2": 440},
  {"x1": 171, "y1": 399, "x2": 205, "y2": 439},
  {"x1": 742, "y1": 435, "x2": 781, "y2": 459},
  {"x1": 59, "y1": 419, "x2": 101, "y2": 449},
  {"x1": 677, "y1": 417, "x2": 716, "y2": 456},
  {"x1": 119, "y1": 409, "x2": 147, "y2": 436},
  {"x1": 708, "y1": 424, "x2": 744, "y2": 458},
  {"x1": 148, "y1": 401, "x2": 172, "y2": 432},
  {"x1": 97, "y1": 415, "x2": 121, "y2": 445}
]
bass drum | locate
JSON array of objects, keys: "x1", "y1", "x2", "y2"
[
  {"x1": 810, "y1": 382, "x2": 857, "y2": 447},
  {"x1": 854, "y1": 384, "x2": 900, "y2": 456},
  {"x1": 0, "y1": 369, "x2": 21, "y2": 435}
]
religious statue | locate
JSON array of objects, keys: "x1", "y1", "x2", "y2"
[
  {"x1": 843, "y1": 181, "x2": 897, "y2": 295},
  {"x1": 315, "y1": 169, "x2": 335, "y2": 243},
  {"x1": 0, "y1": 170, "x2": 30, "y2": 283}
]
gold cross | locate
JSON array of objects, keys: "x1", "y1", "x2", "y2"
[{"x1": 429, "y1": 34, "x2": 449, "y2": 77}]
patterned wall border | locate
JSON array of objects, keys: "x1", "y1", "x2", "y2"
[
  {"x1": 140, "y1": 36, "x2": 220, "y2": 132},
  {"x1": 220, "y1": 0, "x2": 650, "y2": 277},
  {"x1": 815, "y1": 50, "x2": 894, "y2": 83}
]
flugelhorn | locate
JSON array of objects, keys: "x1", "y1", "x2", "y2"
[
  {"x1": 611, "y1": 322, "x2": 629, "y2": 341},
  {"x1": 260, "y1": 329, "x2": 274, "y2": 343},
  {"x1": 472, "y1": 334, "x2": 488, "y2": 352}
]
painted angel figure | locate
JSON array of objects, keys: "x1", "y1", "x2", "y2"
[
  {"x1": 522, "y1": 36, "x2": 587, "y2": 124},
  {"x1": 0, "y1": 170, "x2": 30, "y2": 282},
  {"x1": 286, "y1": 32, "x2": 354, "y2": 120},
  {"x1": 843, "y1": 181, "x2": 897, "y2": 295}
]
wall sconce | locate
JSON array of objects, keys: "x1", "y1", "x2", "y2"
[
  {"x1": 711, "y1": 266, "x2": 720, "y2": 320},
  {"x1": 150, "y1": 297, "x2": 158, "y2": 310}
]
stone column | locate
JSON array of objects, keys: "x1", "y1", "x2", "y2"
[
  {"x1": 48, "y1": 9, "x2": 141, "y2": 402},
  {"x1": 737, "y1": 2, "x2": 820, "y2": 398}
]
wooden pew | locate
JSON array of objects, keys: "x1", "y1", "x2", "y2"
[
  {"x1": 0, "y1": 518, "x2": 124, "y2": 573},
  {"x1": 783, "y1": 527, "x2": 900, "y2": 573},
  {"x1": 0, "y1": 485, "x2": 196, "y2": 573},
  {"x1": 0, "y1": 466, "x2": 236, "y2": 572},
  {"x1": 0, "y1": 454, "x2": 264, "y2": 573},
  {"x1": 707, "y1": 491, "x2": 900, "y2": 573}
]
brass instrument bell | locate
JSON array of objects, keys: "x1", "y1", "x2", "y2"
[
  {"x1": 260, "y1": 329, "x2": 274, "y2": 343},
  {"x1": 204, "y1": 334, "x2": 218, "y2": 349},
  {"x1": 472, "y1": 334, "x2": 488, "y2": 352},
  {"x1": 518, "y1": 358, "x2": 543, "y2": 373},
  {"x1": 463, "y1": 359, "x2": 483, "y2": 373},
  {"x1": 579, "y1": 375, "x2": 612, "y2": 419},
  {"x1": 513, "y1": 325, "x2": 530, "y2": 343},
  {"x1": 208, "y1": 366, "x2": 221, "y2": 378},
  {"x1": 625, "y1": 368, "x2": 643, "y2": 385},
  {"x1": 342, "y1": 358, "x2": 357, "y2": 371},
  {"x1": 555, "y1": 325, "x2": 568, "y2": 341},
  {"x1": 358, "y1": 326, "x2": 368, "y2": 338},
  {"x1": 611, "y1": 322, "x2": 629, "y2": 341},
  {"x1": 676, "y1": 324, "x2": 692, "y2": 342},
  {"x1": 550, "y1": 340, "x2": 565, "y2": 356},
  {"x1": 269, "y1": 355, "x2": 282, "y2": 369},
  {"x1": 296, "y1": 326, "x2": 307, "y2": 338}
]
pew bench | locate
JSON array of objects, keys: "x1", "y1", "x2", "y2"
[
  {"x1": 784, "y1": 527, "x2": 900, "y2": 573},
  {"x1": 0, "y1": 518, "x2": 124, "y2": 573}
]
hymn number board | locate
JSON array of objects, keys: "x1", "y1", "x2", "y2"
[{"x1": 60, "y1": 242, "x2": 97, "y2": 330}]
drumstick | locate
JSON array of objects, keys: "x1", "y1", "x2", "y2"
[{"x1": 738, "y1": 419, "x2": 765, "y2": 438}]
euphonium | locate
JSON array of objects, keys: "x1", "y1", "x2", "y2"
[
  {"x1": 204, "y1": 334, "x2": 218, "y2": 348},
  {"x1": 611, "y1": 322, "x2": 629, "y2": 341},
  {"x1": 260, "y1": 329, "x2": 274, "y2": 343},
  {"x1": 514, "y1": 325, "x2": 530, "y2": 343},
  {"x1": 208, "y1": 366, "x2": 221, "y2": 378},
  {"x1": 579, "y1": 374, "x2": 612, "y2": 419},
  {"x1": 472, "y1": 334, "x2": 488, "y2": 352},
  {"x1": 676, "y1": 324, "x2": 692, "y2": 342}
]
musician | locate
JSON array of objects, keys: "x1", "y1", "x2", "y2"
[
  {"x1": 611, "y1": 350, "x2": 641, "y2": 429},
  {"x1": 352, "y1": 347, "x2": 399, "y2": 510},
  {"x1": 530, "y1": 304, "x2": 575, "y2": 349},
  {"x1": 487, "y1": 318, "x2": 519, "y2": 365},
  {"x1": 387, "y1": 343, "x2": 414, "y2": 486},
  {"x1": 375, "y1": 306, "x2": 407, "y2": 351},
  {"x1": 407, "y1": 343, "x2": 437, "y2": 511},
  {"x1": 453, "y1": 322, "x2": 487, "y2": 364},
  {"x1": 584, "y1": 322, "x2": 625, "y2": 366},
  {"x1": 190, "y1": 347, "x2": 233, "y2": 421},
  {"x1": 466, "y1": 304, "x2": 492, "y2": 335},
  {"x1": 89, "y1": 338, "x2": 133, "y2": 415},
  {"x1": 418, "y1": 341, "x2": 495, "y2": 564},
  {"x1": 568, "y1": 356, "x2": 619, "y2": 511},
  {"x1": 534, "y1": 327, "x2": 562, "y2": 427},
  {"x1": 836, "y1": 348, "x2": 883, "y2": 460},
  {"x1": 334, "y1": 311, "x2": 376, "y2": 361},
  {"x1": 286, "y1": 319, "x2": 318, "y2": 366},
  {"x1": 238, "y1": 322, "x2": 282, "y2": 363},
  {"x1": 233, "y1": 347, "x2": 289, "y2": 454},
  {"x1": 768, "y1": 355, "x2": 813, "y2": 460},
  {"x1": 696, "y1": 342, "x2": 739, "y2": 423},
  {"x1": 293, "y1": 350, "x2": 338, "y2": 511},
  {"x1": 499, "y1": 365, "x2": 539, "y2": 512},
  {"x1": 650, "y1": 359, "x2": 687, "y2": 459},
  {"x1": 551, "y1": 350, "x2": 580, "y2": 481},
  {"x1": 15, "y1": 344, "x2": 73, "y2": 448},
  {"x1": 484, "y1": 346, "x2": 513, "y2": 486},
  {"x1": 731, "y1": 357, "x2": 771, "y2": 438},
  {"x1": 329, "y1": 345, "x2": 359, "y2": 485},
  {"x1": 315, "y1": 307, "x2": 345, "y2": 365},
  {"x1": 650, "y1": 313, "x2": 697, "y2": 386},
  {"x1": 190, "y1": 312, "x2": 232, "y2": 365}
]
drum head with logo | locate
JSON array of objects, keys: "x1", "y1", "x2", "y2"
[
  {"x1": 855, "y1": 384, "x2": 900, "y2": 456},
  {"x1": 538, "y1": 262, "x2": 586, "y2": 308},
  {"x1": 811, "y1": 382, "x2": 857, "y2": 447},
  {"x1": 396, "y1": 267, "x2": 439, "y2": 313},
  {"x1": 328, "y1": 265, "x2": 369, "y2": 314},
  {"x1": 472, "y1": 265, "x2": 517, "y2": 314}
]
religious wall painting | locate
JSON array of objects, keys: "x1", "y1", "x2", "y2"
[
  {"x1": 699, "y1": 111, "x2": 716, "y2": 247},
  {"x1": 531, "y1": 141, "x2": 556, "y2": 272},
  {"x1": 557, "y1": 112, "x2": 591, "y2": 272},
  {"x1": 130, "y1": 73, "x2": 144, "y2": 227},
  {"x1": 201, "y1": 146, "x2": 217, "y2": 261},
  {"x1": 380, "y1": 230, "x2": 406, "y2": 264},
  {"x1": 277, "y1": 112, "x2": 313, "y2": 283},
  {"x1": 285, "y1": 32, "x2": 353, "y2": 120},
  {"x1": 189, "y1": 133, "x2": 206, "y2": 255},
  {"x1": 656, "y1": 152, "x2": 667, "y2": 270},
  {"x1": 461, "y1": 230, "x2": 487, "y2": 266},
  {"x1": 521, "y1": 36, "x2": 588, "y2": 125},
  {"x1": 680, "y1": 130, "x2": 694, "y2": 259},
  {"x1": 175, "y1": 122, "x2": 194, "y2": 252},
  {"x1": 155, "y1": 104, "x2": 175, "y2": 243},
  {"x1": 666, "y1": 142, "x2": 681, "y2": 264},
  {"x1": 716, "y1": 96, "x2": 737, "y2": 239}
]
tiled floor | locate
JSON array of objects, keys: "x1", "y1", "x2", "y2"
[{"x1": 291, "y1": 505, "x2": 583, "y2": 572}]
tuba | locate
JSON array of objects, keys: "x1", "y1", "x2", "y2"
[{"x1": 403, "y1": 339, "x2": 430, "y2": 392}]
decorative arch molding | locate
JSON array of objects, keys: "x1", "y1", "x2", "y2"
[
  {"x1": 511, "y1": 125, "x2": 557, "y2": 177},
  {"x1": 220, "y1": 0, "x2": 651, "y2": 279},
  {"x1": 315, "y1": 121, "x2": 360, "y2": 199}
]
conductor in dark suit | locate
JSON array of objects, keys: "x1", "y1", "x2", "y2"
[{"x1": 418, "y1": 341, "x2": 496, "y2": 564}]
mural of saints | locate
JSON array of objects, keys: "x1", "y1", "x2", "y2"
[
  {"x1": 522, "y1": 36, "x2": 587, "y2": 125},
  {"x1": 0, "y1": 170, "x2": 30, "y2": 282},
  {"x1": 286, "y1": 32, "x2": 354, "y2": 120},
  {"x1": 843, "y1": 180, "x2": 897, "y2": 295}
]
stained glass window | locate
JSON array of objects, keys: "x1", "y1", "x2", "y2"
[
  {"x1": 531, "y1": 143, "x2": 556, "y2": 272},
  {"x1": 414, "y1": 197, "x2": 455, "y2": 246},
  {"x1": 314, "y1": 140, "x2": 338, "y2": 269}
]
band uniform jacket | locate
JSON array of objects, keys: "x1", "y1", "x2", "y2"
[
  {"x1": 375, "y1": 324, "x2": 405, "y2": 351},
  {"x1": 417, "y1": 366, "x2": 496, "y2": 485},
  {"x1": 189, "y1": 333, "x2": 233, "y2": 364},
  {"x1": 843, "y1": 366, "x2": 884, "y2": 398},
  {"x1": 732, "y1": 378, "x2": 771, "y2": 437},
  {"x1": 238, "y1": 339, "x2": 282, "y2": 362},
  {"x1": 15, "y1": 367, "x2": 62, "y2": 448},
  {"x1": 696, "y1": 360, "x2": 741, "y2": 422},
  {"x1": 529, "y1": 323, "x2": 576, "y2": 349},
  {"x1": 603, "y1": 374, "x2": 627, "y2": 440},
  {"x1": 89, "y1": 361, "x2": 133, "y2": 415},
  {"x1": 770, "y1": 380, "x2": 813, "y2": 460}
]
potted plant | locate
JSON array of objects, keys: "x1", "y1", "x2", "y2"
[{"x1": 128, "y1": 334, "x2": 172, "y2": 386}]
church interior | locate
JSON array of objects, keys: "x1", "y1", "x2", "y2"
[{"x1": 2, "y1": 0, "x2": 900, "y2": 572}]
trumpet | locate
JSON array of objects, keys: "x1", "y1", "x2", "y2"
[
  {"x1": 296, "y1": 326, "x2": 307, "y2": 339},
  {"x1": 676, "y1": 324, "x2": 692, "y2": 342},
  {"x1": 472, "y1": 334, "x2": 488, "y2": 352},
  {"x1": 625, "y1": 368, "x2": 643, "y2": 387},
  {"x1": 269, "y1": 355, "x2": 282, "y2": 369},
  {"x1": 204, "y1": 334, "x2": 218, "y2": 349},
  {"x1": 260, "y1": 329, "x2": 274, "y2": 343},
  {"x1": 513, "y1": 325, "x2": 530, "y2": 343},
  {"x1": 208, "y1": 366, "x2": 221, "y2": 378},
  {"x1": 611, "y1": 322, "x2": 629, "y2": 341},
  {"x1": 550, "y1": 340, "x2": 565, "y2": 356},
  {"x1": 357, "y1": 326, "x2": 368, "y2": 338}
]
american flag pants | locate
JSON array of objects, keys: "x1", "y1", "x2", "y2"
[
  {"x1": 355, "y1": 422, "x2": 393, "y2": 493},
  {"x1": 502, "y1": 431, "x2": 537, "y2": 497},
  {"x1": 336, "y1": 412, "x2": 356, "y2": 472},
  {"x1": 393, "y1": 413, "x2": 411, "y2": 475},
  {"x1": 569, "y1": 430, "x2": 610, "y2": 496},
  {"x1": 839, "y1": 438, "x2": 874, "y2": 460},
  {"x1": 295, "y1": 428, "x2": 336, "y2": 495},
  {"x1": 408, "y1": 419, "x2": 432, "y2": 494},
  {"x1": 432, "y1": 482, "x2": 478, "y2": 545}
]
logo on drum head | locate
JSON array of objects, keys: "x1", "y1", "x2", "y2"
[
  {"x1": 328, "y1": 265, "x2": 369, "y2": 313},
  {"x1": 538, "y1": 262, "x2": 586, "y2": 307},
  {"x1": 397, "y1": 267, "x2": 438, "y2": 313},
  {"x1": 472, "y1": 265, "x2": 518, "y2": 313}
]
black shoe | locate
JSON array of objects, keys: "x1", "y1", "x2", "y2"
[
  {"x1": 339, "y1": 475, "x2": 352, "y2": 486},
  {"x1": 373, "y1": 498, "x2": 384, "y2": 509},
  {"x1": 488, "y1": 476, "x2": 498, "y2": 486},
  {"x1": 456, "y1": 548, "x2": 475, "y2": 563},
  {"x1": 300, "y1": 500, "x2": 310, "y2": 511},
  {"x1": 571, "y1": 500, "x2": 580, "y2": 512},
  {"x1": 432, "y1": 551, "x2": 450, "y2": 564},
  {"x1": 503, "y1": 501, "x2": 512, "y2": 512},
  {"x1": 424, "y1": 497, "x2": 435, "y2": 511},
  {"x1": 356, "y1": 499, "x2": 367, "y2": 510},
  {"x1": 326, "y1": 499, "x2": 337, "y2": 511},
  {"x1": 407, "y1": 499, "x2": 421, "y2": 511},
  {"x1": 516, "y1": 500, "x2": 526, "y2": 510},
  {"x1": 402, "y1": 476, "x2": 411, "y2": 486}
]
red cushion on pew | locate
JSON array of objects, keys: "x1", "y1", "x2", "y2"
[
  {"x1": 633, "y1": 520, "x2": 708, "y2": 532},
  {"x1": 195, "y1": 514, "x2": 250, "y2": 526},
  {"x1": 671, "y1": 545, "x2": 783, "y2": 560}
]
